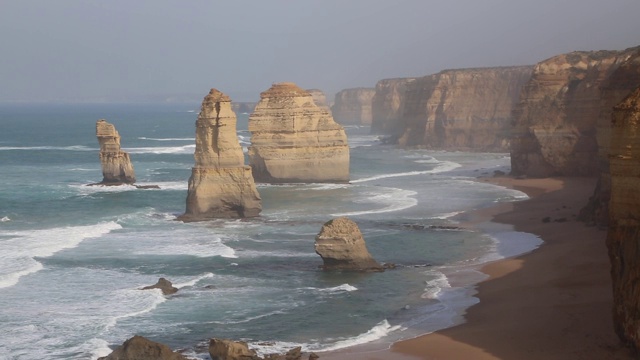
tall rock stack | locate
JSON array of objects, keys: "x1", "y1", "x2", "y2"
[
  {"x1": 96, "y1": 119, "x2": 136, "y2": 185},
  {"x1": 179, "y1": 89, "x2": 261, "y2": 221},
  {"x1": 248, "y1": 82, "x2": 350, "y2": 183},
  {"x1": 397, "y1": 66, "x2": 532, "y2": 151},
  {"x1": 332, "y1": 88, "x2": 376, "y2": 125},
  {"x1": 314, "y1": 217, "x2": 383, "y2": 271},
  {"x1": 606, "y1": 86, "x2": 640, "y2": 351},
  {"x1": 510, "y1": 48, "x2": 639, "y2": 177}
]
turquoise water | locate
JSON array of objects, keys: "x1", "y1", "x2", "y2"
[{"x1": 0, "y1": 104, "x2": 539, "y2": 359}]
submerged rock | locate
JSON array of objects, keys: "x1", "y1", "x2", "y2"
[
  {"x1": 314, "y1": 217, "x2": 383, "y2": 271},
  {"x1": 141, "y1": 277, "x2": 178, "y2": 295},
  {"x1": 98, "y1": 335, "x2": 188, "y2": 360},
  {"x1": 248, "y1": 82, "x2": 350, "y2": 183},
  {"x1": 96, "y1": 119, "x2": 136, "y2": 184},
  {"x1": 179, "y1": 88, "x2": 261, "y2": 221}
]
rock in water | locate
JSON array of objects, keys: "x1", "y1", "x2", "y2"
[
  {"x1": 179, "y1": 89, "x2": 261, "y2": 221},
  {"x1": 96, "y1": 119, "x2": 136, "y2": 184},
  {"x1": 141, "y1": 277, "x2": 178, "y2": 295},
  {"x1": 607, "y1": 86, "x2": 640, "y2": 351},
  {"x1": 248, "y1": 82, "x2": 350, "y2": 183},
  {"x1": 314, "y1": 217, "x2": 382, "y2": 271},
  {"x1": 209, "y1": 338, "x2": 258, "y2": 360},
  {"x1": 98, "y1": 335, "x2": 188, "y2": 360}
]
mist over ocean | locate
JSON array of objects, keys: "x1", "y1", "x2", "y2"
[{"x1": 0, "y1": 104, "x2": 541, "y2": 359}]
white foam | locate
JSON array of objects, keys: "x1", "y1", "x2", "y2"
[
  {"x1": 0, "y1": 145, "x2": 96, "y2": 151},
  {"x1": 313, "y1": 284, "x2": 358, "y2": 293},
  {"x1": 1, "y1": 216, "x2": 10, "y2": 222},
  {"x1": 351, "y1": 161, "x2": 461, "y2": 183},
  {"x1": 130, "y1": 230, "x2": 237, "y2": 258},
  {"x1": 70, "y1": 183, "x2": 138, "y2": 195},
  {"x1": 136, "y1": 181, "x2": 188, "y2": 191},
  {"x1": 137, "y1": 137, "x2": 195, "y2": 141},
  {"x1": 85, "y1": 338, "x2": 112, "y2": 360},
  {"x1": 123, "y1": 144, "x2": 195, "y2": 154},
  {"x1": 105, "y1": 288, "x2": 167, "y2": 330},
  {"x1": 174, "y1": 273, "x2": 215, "y2": 289},
  {"x1": 431, "y1": 211, "x2": 464, "y2": 220},
  {"x1": 421, "y1": 271, "x2": 451, "y2": 300},
  {"x1": 318, "y1": 319, "x2": 403, "y2": 352},
  {"x1": 0, "y1": 221, "x2": 122, "y2": 288},
  {"x1": 331, "y1": 188, "x2": 417, "y2": 217}
]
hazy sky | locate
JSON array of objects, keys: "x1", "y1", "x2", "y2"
[{"x1": 1, "y1": 0, "x2": 639, "y2": 103}]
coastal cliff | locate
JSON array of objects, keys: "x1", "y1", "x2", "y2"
[
  {"x1": 96, "y1": 119, "x2": 136, "y2": 185},
  {"x1": 331, "y1": 88, "x2": 376, "y2": 125},
  {"x1": 607, "y1": 86, "x2": 640, "y2": 351},
  {"x1": 248, "y1": 82, "x2": 350, "y2": 183},
  {"x1": 371, "y1": 78, "x2": 415, "y2": 135},
  {"x1": 307, "y1": 88, "x2": 331, "y2": 111},
  {"x1": 397, "y1": 66, "x2": 532, "y2": 151},
  {"x1": 510, "y1": 48, "x2": 640, "y2": 177},
  {"x1": 179, "y1": 88, "x2": 261, "y2": 221}
]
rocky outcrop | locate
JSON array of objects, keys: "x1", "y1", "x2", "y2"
[
  {"x1": 606, "y1": 86, "x2": 640, "y2": 351},
  {"x1": 209, "y1": 339, "x2": 309, "y2": 360},
  {"x1": 231, "y1": 102, "x2": 257, "y2": 114},
  {"x1": 314, "y1": 217, "x2": 382, "y2": 271},
  {"x1": 306, "y1": 89, "x2": 330, "y2": 111},
  {"x1": 371, "y1": 78, "x2": 415, "y2": 135},
  {"x1": 511, "y1": 47, "x2": 640, "y2": 177},
  {"x1": 96, "y1": 119, "x2": 136, "y2": 184},
  {"x1": 179, "y1": 89, "x2": 261, "y2": 221},
  {"x1": 141, "y1": 278, "x2": 178, "y2": 295},
  {"x1": 248, "y1": 82, "x2": 349, "y2": 183},
  {"x1": 331, "y1": 88, "x2": 376, "y2": 125},
  {"x1": 98, "y1": 335, "x2": 188, "y2": 360},
  {"x1": 397, "y1": 66, "x2": 532, "y2": 151},
  {"x1": 580, "y1": 48, "x2": 640, "y2": 226}
]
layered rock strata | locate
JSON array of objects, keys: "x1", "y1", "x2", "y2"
[
  {"x1": 331, "y1": 88, "x2": 376, "y2": 125},
  {"x1": 606, "y1": 86, "x2": 640, "y2": 351},
  {"x1": 96, "y1": 119, "x2": 136, "y2": 184},
  {"x1": 314, "y1": 217, "x2": 382, "y2": 271},
  {"x1": 179, "y1": 89, "x2": 261, "y2": 221},
  {"x1": 371, "y1": 78, "x2": 415, "y2": 135},
  {"x1": 98, "y1": 335, "x2": 188, "y2": 360},
  {"x1": 511, "y1": 47, "x2": 640, "y2": 177},
  {"x1": 248, "y1": 83, "x2": 349, "y2": 183},
  {"x1": 397, "y1": 66, "x2": 533, "y2": 151}
]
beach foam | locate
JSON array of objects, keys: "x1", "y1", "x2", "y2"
[
  {"x1": 123, "y1": 144, "x2": 195, "y2": 154},
  {"x1": 331, "y1": 188, "x2": 417, "y2": 217}
]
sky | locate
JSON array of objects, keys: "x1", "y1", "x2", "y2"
[{"x1": 1, "y1": 0, "x2": 639, "y2": 103}]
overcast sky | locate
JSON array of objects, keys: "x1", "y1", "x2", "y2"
[{"x1": 1, "y1": 0, "x2": 639, "y2": 103}]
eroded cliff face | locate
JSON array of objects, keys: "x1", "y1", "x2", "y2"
[
  {"x1": 397, "y1": 66, "x2": 532, "y2": 151},
  {"x1": 96, "y1": 119, "x2": 136, "y2": 184},
  {"x1": 179, "y1": 88, "x2": 261, "y2": 221},
  {"x1": 511, "y1": 48, "x2": 640, "y2": 177},
  {"x1": 307, "y1": 89, "x2": 330, "y2": 111},
  {"x1": 331, "y1": 88, "x2": 376, "y2": 125},
  {"x1": 248, "y1": 82, "x2": 350, "y2": 183},
  {"x1": 371, "y1": 78, "x2": 415, "y2": 134},
  {"x1": 606, "y1": 86, "x2": 640, "y2": 351}
]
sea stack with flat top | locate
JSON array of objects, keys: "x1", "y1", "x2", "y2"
[
  {"x1": 179, "y1": 89, "x2": 261, "y2": 221},
  {"x1": 315, "y1": 217, "x2": 383, "y2": 271},
  {"x1": 96, "y1": 119, "x2": 136, "y2": 185},
  {"x1": 248, "y1": 82, "x2": 350, "y2": 183}
]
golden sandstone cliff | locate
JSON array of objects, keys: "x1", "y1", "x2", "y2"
[
  {"x1": 96, "y1": 119, "x2": 136, "y2": 185},
  {"x1": 397, "y1": 66, "x2": 532, "y2": 151},
  {"x1": 607, "y1": 86, "x2": 640, "y2": 352},
  {"x1": 248, "y1": 82, "x2": 350, "y2": 183},
  {"x1": 331, "y1": 88, "x2": 376, "y2": 125},
  {"x1": 371, "y1": 78, "x2": 415, "y2": 135},
  {"x1": 510, "y1": 47, "x2": 640, "y2": 177},
  {"x1": 179, "y1": 89, "x2": 261, "y2": 221}
]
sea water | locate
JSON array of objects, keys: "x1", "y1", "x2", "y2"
[{"x1": 0, "y1": 104, "x2": 541, "y2": 359}]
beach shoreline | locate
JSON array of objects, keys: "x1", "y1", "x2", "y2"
[{"x1": 322, "y1": 176, "x2": 633, "y2": 360}]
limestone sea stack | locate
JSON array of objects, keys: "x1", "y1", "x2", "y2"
[
  {"x1": 179, "y1": 89, "x2": 261, "y2": 221},
  {"x1": 314, "y1": 217, "x2": 382, "y2": 271},
  {"x1": 607, "y1": 86, "x2": 640, "y2": 352},
  {"x1": 248, "y1": 82, "x2": 350, "y2": 183},
  {"x1": 96, "y1": 119, "x2": 136, "y2": 185},
  {"x1": 332, "y1": 88, "x2": 376, "y2": 125}
]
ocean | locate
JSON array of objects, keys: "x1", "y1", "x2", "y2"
[{"x1": 0, "y1": 103, "x2": 541, "y2": 359}]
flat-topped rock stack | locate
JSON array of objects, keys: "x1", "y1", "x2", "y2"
[
  {"x1": 179, "y1": 88, "x2": 261, "y2": 221},
  {"x1": 96, "y1": 119, "x2": 136, "y2": 185},
  {"x1": 248, "y1": 82, "x2": 350, "y2": 183},
  {"x1": 314, "y1": 217, "x2": 383, "y2": 271}
]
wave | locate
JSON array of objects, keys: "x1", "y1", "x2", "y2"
[
  {"x1": 331, "y1": 188, "x2": 417, "y2": 217},
  {"x1": 137, "y1": 137, "x2": 195, "y2": 141},
  {"x1": 300, "y1": 284, "x2": 358, "y2": 294},
  {"x1": 1, "y1": 216, "x2": 10, "y2": 222},
  {"x1": 105, "y1": 288, "x2": 167, "y2": 330},
  {"x1": 350, "y1": 161, "x2": 461, "y2": 183},
  {"x1": 0, "y1": 145, "x2": 96, "y2": 151},
  {"x1": 421, "y1": 271, "x2": 451, "y2": 299},
  {"x1": 123, "y1": 144, "x2": 195, "y2": 154},
  {"x1": 317, "y1": 319, "x2": 403, "y2": 352},
  {"x1": 174, "y1": 272, "x2": 215, "y2": 289},
  {"x1": 0, "y1": 221, "x2": 122, "y2": 288},
  {"x1": 431, "y1": 211, "x2": 464, "y2": 220}
]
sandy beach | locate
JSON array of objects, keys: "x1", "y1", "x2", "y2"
[{"x1": 323, "y1": 177, "x2": 634, "y2": 360}]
